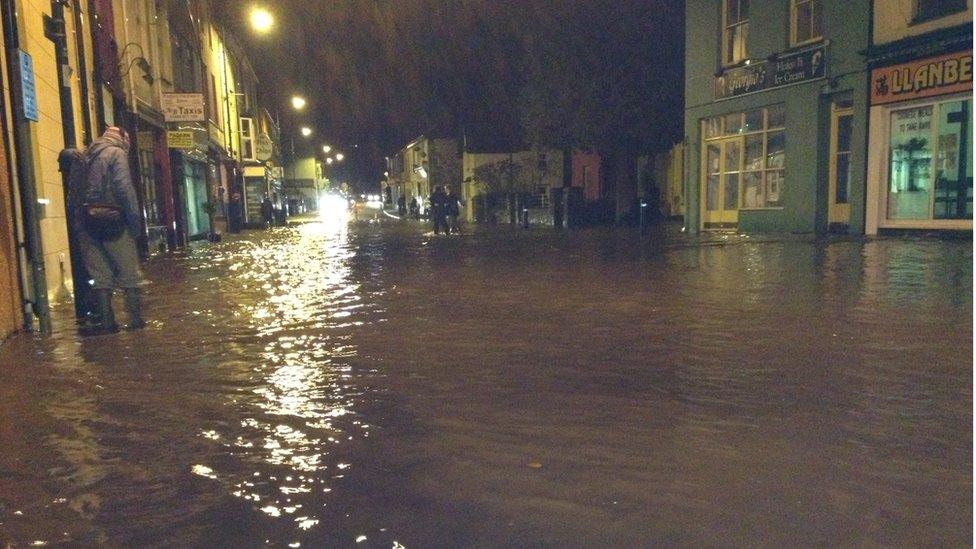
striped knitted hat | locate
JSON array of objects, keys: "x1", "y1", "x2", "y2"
[{"x1": 102, "y1": 126, "x2": 130, "y2": 149}]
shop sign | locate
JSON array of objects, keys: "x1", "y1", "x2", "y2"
[
  {"x1": 18, "y1": 50, "x2": 38, "y2": 122},
  {"x1": 161, "y1": 93, "x2": 205, "y2": 122},
  {"x1": 715, "y1": 44, "x2": 827, "y2": 100},
  {"x1": 255, "y1": 133, "x2": 273, "y2": 161},
  {"x1": 167, "y1": 131, "x2": 195, "y2": 150},
  {"x1": 871, "y1": 51, "x2": 972, "y2": 106}
]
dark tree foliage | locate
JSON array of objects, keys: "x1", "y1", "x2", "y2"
[
  {"x1": 518, "y1": 0, "x2": 685, "y2": 155},
  {"x1": 213, "y1": 0, "x2": 684, "y2": 188}
]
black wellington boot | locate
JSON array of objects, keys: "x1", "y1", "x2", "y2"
[
  {"x1": 94, "y1": 289, "x2": 119, "y2": 334},
  {"x1": 123, "y1": 288, "x2": 146, "y2": 330}
]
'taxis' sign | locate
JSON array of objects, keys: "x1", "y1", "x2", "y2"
[{"x1": 161, "y1": 93, "x2": 205, "y2": 122}]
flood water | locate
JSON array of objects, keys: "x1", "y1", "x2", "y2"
[{"x1": 0, "y1": 218, "x2": 971, "y2": 547}]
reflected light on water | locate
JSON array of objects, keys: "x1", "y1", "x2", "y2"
[{"x1": 198, "y1": 215, "x2": 375, "y2": 540}]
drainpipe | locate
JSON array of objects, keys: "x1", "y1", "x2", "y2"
[
  {"x1": 71, "y1": 0, "x2": 94, "y2": 145},
  {"x1": 48, "y1": 0, "x2": 94, "y2": 321},
  {"x1": 1, "y1": 0, "x2": 52, "y2": 333}
]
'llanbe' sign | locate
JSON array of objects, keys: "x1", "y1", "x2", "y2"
[
  {"x1": 161, "y1": 93, "x2": 205, "y2": 122},
  {"x1": 715, "y1": 44, "x2": 827, "y2": 100},
  {"x1": 871, "y1": 51, "x2": 973, "y2": 105}
]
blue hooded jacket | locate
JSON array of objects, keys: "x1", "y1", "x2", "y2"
[{"x1": 83, "y1": 137, "x2": 141, "y2": 237}]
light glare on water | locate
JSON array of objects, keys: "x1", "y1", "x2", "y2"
[{"x1": 0, "y1": 220, "x2": 970, "y2": 547}]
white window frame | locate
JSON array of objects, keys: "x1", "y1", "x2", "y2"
[
  {"x1": 240, "y1": 117, "x2": 256, "y2": 162},
  {"x1": 722, "y1": 0, "x2": 749, "y2": 66},
  {"x1": 790, "y1": 0, "x2": 824, "y2": 48},
  {"x1": 702, "y1": 105, "x2": 787, "y2": 212}
]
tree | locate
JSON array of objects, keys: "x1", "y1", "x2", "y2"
[{"x1": 516, "y1": 0, "x2": 685, "y2": 222}]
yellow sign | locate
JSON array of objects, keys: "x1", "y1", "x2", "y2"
[
  {"x1": 871, "y1": 51, "x2": 972, "y2": 105},
  {"x1": 167, "y1": 131, "x2": 194, "y2": 150}
]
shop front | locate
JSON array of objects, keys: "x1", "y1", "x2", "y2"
[
  {"x1": 687, "y1": 40, "x2": 869, "y2": 234},
  {"x1": 133, "y1": 123, "x2": 175, "y2": 254},
  {"x1": 167, "y1": 128, "x2": 211, "y2": 242},
  {"x1": 243, "y1": 166, "x2": 271, "y2": 227},
  {"x1": 865, "y1": 49, "x2": 973, "y2": 234}
]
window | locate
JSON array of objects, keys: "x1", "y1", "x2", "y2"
[
  {"x1": 534, "y1": 185, "x2": 550, "y2": 207},
  {"x1": 833, "y1": 111, "x2": 853, "y2": 204},
  {"x1": 887, "y1": 98, "x2": 972, "y2": 220},
  {"x1": 723, "y1": 0, "x2": 749, "y2": 65},
  {"x1": 914, "y1": 0, "x2": 967, "y2": 23},
  {"x1": 136, "y1": 133, "x2": 160, "y2": 226},
  {"x1": 240, "y1": 117, "x2": 255, "y2": 161},
  {"x1": 791, "y1": 0, "x2": 823, "y2": 46},
  {"x1": 209, "y1": 73, "x2": 219, "y2": 124},
  {"x1": 703, "y1": 104, "x2": 787, "y2": 210}
]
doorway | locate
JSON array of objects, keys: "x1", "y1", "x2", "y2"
[
  {"x1": 827, "y1": 101, "x2": 854, "y2": 230},
  {"x1": 702, "y1": 138, "x2": 741, "y2": 228}
]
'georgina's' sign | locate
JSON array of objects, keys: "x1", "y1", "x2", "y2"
[
  {"x1": 871, "y1": 51, "x2": 972, "y2": 105},
  {"x1": 714, "y1": 45, "x2": 826, "y2": 100}
]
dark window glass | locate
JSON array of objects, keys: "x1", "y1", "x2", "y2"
[{"x1": 915, "y1": 0, "x2": 967, "y2": 22}]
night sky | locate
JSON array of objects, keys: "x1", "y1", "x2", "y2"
[{"x1": 213, "y1": 0, "x2": 685, "y2": 190}]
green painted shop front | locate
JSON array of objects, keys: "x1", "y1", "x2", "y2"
[{"x1": 683, "y1": 0, "x2": 871, "y2": 234}]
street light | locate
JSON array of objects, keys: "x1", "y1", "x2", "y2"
[
  {"x1": 249, "y1": 7, "x2": 274, "y2": 34},
  {"x1": 291, "y1": 96, "x2": 307, "y2": 111},
  {"x1": 322, "y1": 145, "x2": 331, "y2": 154},
  {"x1": 326, "y1": 157, "x2": 334, "y2": 165},
  {"x1": 335, "y1": 153, "x2": 344, "y2": 161},
  {"x1": 300, "y1": 126, "x2": 312, "y2": 137}
]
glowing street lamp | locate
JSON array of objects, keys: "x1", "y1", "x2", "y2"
[
  {"x1": 335, "y1": 153, "x2": 344, "y2": 161},
  {"x1": 300, "y1": 126, "x2": 312, "y2": 137},
  {"x1": 249, "y1": 7, "x2": 274, "y2": 34},
  {"x1": 326, "y1": 157, "x2": 334, "y2": 165},
  {"x1": 291, "y1": 96, "x2": 307, "y2": 111},
  {"x1": 322, "y1": 145, "x2": 332, "y2": 154}
]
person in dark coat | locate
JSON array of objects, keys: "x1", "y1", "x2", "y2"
[
  {"x1": 260, "y1": 196, "x2": 275, "y2": 228},
  {"x1": 409, "y1": 196, "x2": 419, "y2": 219},
  {"x1": 429, "y1": 186, "x2": 449, "y2": 234},
  {"x1": 397, "y1": 193, "x2": 407, "y2": 216},
  {"x1": 74, "y1": 126, "x2": 145, "y2": 332},
  {"x1": 228, "y1": 191, "x2": 244, "y2": 233},
  {"x1": 445, "y1": 186, "x2": 461, "y2": 233}
]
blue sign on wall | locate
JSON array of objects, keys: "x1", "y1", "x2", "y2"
[{"x1": 19, "y1": 50, "x2": 38, "y2": 122}]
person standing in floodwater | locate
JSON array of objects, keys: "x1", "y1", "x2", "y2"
[
  {"x1": 73, "y1": 126, "x2": 145, "y2": 333},
  {"x1": 446, "y1": 186, "x2": 461, "y2": 233},
  {"x1": 409, "y1": 196, "x2": 419, "y2": 219},
  {"x1": 261, "y1": 196, "x2": 275, "y2": 229},
  {"x1": 397, "y1": 193, "x2": 407, "y2": 216},
  {"x1": 228, "y1": 191, "x2": 244, "y2": 233},
  {"x1": 430, "y1": 186, "x2": 449, "y2": 234}
]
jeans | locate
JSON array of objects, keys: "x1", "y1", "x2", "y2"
[{"x1": 78, "y1": 230, "x2": 143, "y2": 289}]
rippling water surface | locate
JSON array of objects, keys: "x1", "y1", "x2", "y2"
[{"x1": 0, "y1": 219, "x2": 971, "y2": 547}]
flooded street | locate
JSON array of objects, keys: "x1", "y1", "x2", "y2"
[{"x1": 0, "y1": 218, "x2": 971, "y2": 547}]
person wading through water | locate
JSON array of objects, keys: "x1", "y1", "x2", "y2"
[
  {"x1": 430, "y1": 186, "x2": 449, "y2": 234},
  {"x1": 445, "y1": 186, "x2": 461, "y2": 233},
  {"x1": 71, "y1": 127, "x2": 145, "y2": 333}
]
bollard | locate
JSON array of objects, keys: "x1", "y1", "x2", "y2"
[
  {"x1": 522, "y1": 208, "x2": 530, "y2": 229},
  {"x1": 640, "y1": 202, "x2": 648, "y2": 235}
]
